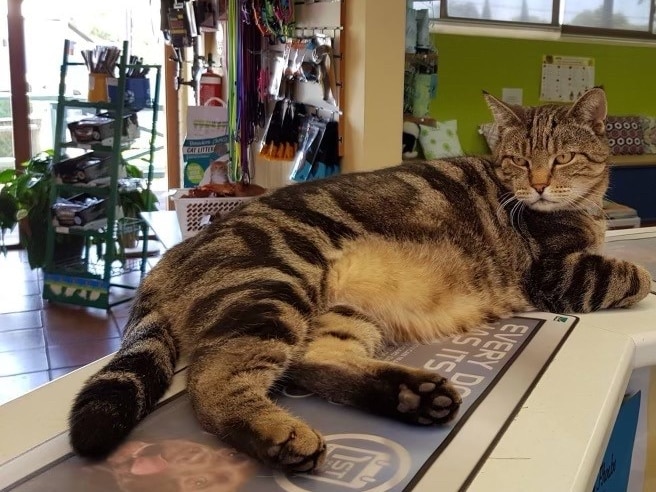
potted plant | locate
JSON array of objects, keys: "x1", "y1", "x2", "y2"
[
  {"x1": 0, "y1": 153, "x2": 158, "y2": 265},
  {"x1": 0, "y1": 151, "x2": 72, "y2": 267},
  {"x1": 116, "y1": 161, "x2": 159, "y2": 249},
  {"x1": 0, "y1": 174, "x2": 19, "y2": 255}
]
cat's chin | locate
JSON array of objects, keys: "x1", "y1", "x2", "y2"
[{"x1": 526, "y1": 198, "x2": 564, "y2": 212}]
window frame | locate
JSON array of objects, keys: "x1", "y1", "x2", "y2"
[{"x1": 428, "y1": 0, "x2": 656, "y2": 41}]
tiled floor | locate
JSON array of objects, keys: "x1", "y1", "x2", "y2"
[{"x1": 0, "y1": 247, "x2": 158, "y2": 405}]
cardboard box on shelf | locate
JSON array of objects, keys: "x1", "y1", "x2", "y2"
[
  {"x1": 53, "y1": 152, "x2": 112, "y2": 184},
  {"x1": 67, "y1": 112, "x2": 139, "y2": 146},
  {"x1": 52, "y1": 193, "x2": 107, "y2": 227}
]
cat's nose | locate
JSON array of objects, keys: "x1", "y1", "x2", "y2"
[{"x1": 533, "y1": 183, "x2": 548, "y2": 194}]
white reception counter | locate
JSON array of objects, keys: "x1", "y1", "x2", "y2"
[{"x1": 1, "y1": 221, "x2": 655, "y2": 492}]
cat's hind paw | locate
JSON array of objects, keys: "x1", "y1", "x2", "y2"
[{"x1": 395, "y1": 376, "x2": 462, "y2": 425}]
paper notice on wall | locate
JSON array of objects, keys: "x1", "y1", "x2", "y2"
[{"x1": 540, "y1": 55, "x2": 595, "y2": 103}]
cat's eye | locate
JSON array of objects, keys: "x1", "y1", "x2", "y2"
[
  {"x1": 511, "y1": 156, "x2": 529, "y2": 168},
  {"x1": 555, "y1": 152, "x2": 574, "y2": 164}
]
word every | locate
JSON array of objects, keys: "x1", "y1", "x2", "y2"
[{"x1": 424, "y1": 323, "x2": 531, "y2": 397}]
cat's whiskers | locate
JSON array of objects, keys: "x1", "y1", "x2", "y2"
[
  {"x1": 495, "y1": 193, "x2": 517, "y2": 224},
  {"x1": 508, "y1": 201, "x2": 519, "y2": 230},
  {"x1": 497, "y1": 192, "x2": 531, "y2": 238},
  {"x1": 513, "y1": 200, "x2": 530, "y2": 238},
  {"x1": 509, "y1": 199, "x2": 528, "y2": 235},
  {"x1": 562, "y1": 194, "x2": 611, "y2": 224},
  {"x1": 570, "y1": 193, "x2": 608, "y2": 220}
]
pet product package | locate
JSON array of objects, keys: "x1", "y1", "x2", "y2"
[{"x1": 182, "y1": 104, "x2": 230, "y2": 188}]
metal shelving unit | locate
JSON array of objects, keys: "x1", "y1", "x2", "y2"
[{"x1": 42, "y1": 39, "x2": 161, "y2": 309}]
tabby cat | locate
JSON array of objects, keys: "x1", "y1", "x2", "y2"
[{"x1": 69, "y1": 87, "x2": 651, "y2": 472}]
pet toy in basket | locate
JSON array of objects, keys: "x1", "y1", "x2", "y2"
[{"x1": 173, "y1": 182, "x2": 266, "y2": 239}]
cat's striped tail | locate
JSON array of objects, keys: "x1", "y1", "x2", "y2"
[{"x1": 68, "y1": 311, "x2": 178, "y2": 458}]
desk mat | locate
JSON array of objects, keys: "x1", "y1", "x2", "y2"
[{"x1": 6, "y1": 314, "x2": 576, "y2": 492}]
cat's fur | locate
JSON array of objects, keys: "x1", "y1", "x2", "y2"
[{"x1": 69, "y1": 88, "x2": 651, "y2": 472}]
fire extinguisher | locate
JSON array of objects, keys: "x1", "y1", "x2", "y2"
[{"x1": 199, "y1": 53, "x2": 223, "y2": 106}]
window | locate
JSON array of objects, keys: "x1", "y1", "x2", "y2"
[
  {"x1": 564, "y1": 0, "x2": 652, "y2": 32},
  {"x1": 5, "y1": 0, "x2": 168, "y2": 191},
  {"x1": 0, "y1": 0, "x2": 14, "y2": 170},
  {"x1": 413, "y1": 0, "x2": 656, "y2": 38},
  {"x1": 447, "y1": 0, "x2": 553, "y2": 23}
]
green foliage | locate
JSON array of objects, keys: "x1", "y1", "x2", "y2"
[
  {"x1": 0, "y1": 189, "x2": 18, "y2": 253},
  {"x1": 124, "y1": 161, "x2": 144, "y2": 178},
  {"x1": 0, "y1": 151, "x2": 55, "y2": 266},
  {"x1": 120, "y1": 161, "x2": 158, "y2": 217},
  {"x1": 120, "y1": 187, "x2": 159, "y2": 217},
  {"x1": 0, "y1": 151, "x2": 158, "y2": 264}
]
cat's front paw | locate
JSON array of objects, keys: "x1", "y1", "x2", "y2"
[
  {"x1": 395, "y1": 374, "x2": 462, "y2": 425},
  {"x1": 616, "y1": 264, "x2": 652, "y2": 308},
  {"x1": 634, "y1": 265, "x2": 652, "y2": 302},
  {"x1": 260, "y1": 421, "x2": 327, "y2": 473}
]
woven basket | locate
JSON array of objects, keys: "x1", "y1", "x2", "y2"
[{"x1": 172, "y1": 189, "x2": 253, "y2": 239}]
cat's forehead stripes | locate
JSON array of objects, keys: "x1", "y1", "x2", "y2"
[{"x1": 517, "y1": 105, "x2": 569, "y2": 155}]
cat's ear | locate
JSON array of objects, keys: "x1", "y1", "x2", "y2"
[
  {"x1": 567, "y1": 87, "x2": 607, "y2": 135},
  {"x1": 483, "y1": 91, "x2": 524, "y2": 129}
]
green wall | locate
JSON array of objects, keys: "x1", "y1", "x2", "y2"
[{"x1": 430, "y1": 34, "x2": 656, "y2": 154}]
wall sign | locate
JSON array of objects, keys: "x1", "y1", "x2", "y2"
[{"x1": 540, "y1": 55, "x2": 595, "y2": 103}]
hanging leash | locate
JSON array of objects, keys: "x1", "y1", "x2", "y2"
[
  {"x1": 227, "y1": 0, "x2": 238, "y2": 181},
  {"x1": 235, "y1": 0, "x2": 263, "y2": 183},
  {"x1": 274, "y1": 0, "x2": 295, "y2": 41}
]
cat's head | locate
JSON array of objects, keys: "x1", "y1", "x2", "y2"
[{"x1": 484, "y1": 87, "x2": 610, "y2": 213}]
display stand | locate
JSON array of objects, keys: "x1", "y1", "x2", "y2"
[{"x1": 41, "y1": 40, "x2": 161, "y2": 309}]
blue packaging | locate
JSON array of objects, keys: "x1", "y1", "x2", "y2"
[{"x1": 107, "y1": 77, "x2": 151, "y2": 111}]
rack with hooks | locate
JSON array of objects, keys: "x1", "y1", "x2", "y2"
[{"x1": 258, "y1": 0, "x2": 344, "y2": 171}]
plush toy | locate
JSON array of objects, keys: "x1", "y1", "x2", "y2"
[{"x1": 402, "y1": 121, "x2": 420, "y2": 159}]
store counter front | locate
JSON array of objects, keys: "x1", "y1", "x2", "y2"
[{"x1": 1, "y1": 223, "x2": 655, "y2": 492}]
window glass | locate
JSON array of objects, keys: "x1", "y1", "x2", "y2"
[
  {"x1": 446, "y1": 0, "x2": 553, "y2": 23},
  {"x1": 0, "y1": 0, "x2": 14, "y2": 170},
  {"x1": 413, "y1": 0, "x2": 442, "y2": 18},
  {"x1": 422, "y1": 0, "x2": 656, "y2": 35},
  {"x1": 563, "y1": 0, "x2": 652, "y2": 31},
  {"x1": 21, "y1": 0, "x2": 167, "y2": 191}
]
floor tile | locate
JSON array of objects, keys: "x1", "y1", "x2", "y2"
[
  {"x1": 0, "y1": 310, "x2": 42, "y2": 332},
  {"x1": 112, "y1": 270, "x2": 145, "y2": 286},
  {"x1": 0, "y1": 294, "x2": 43, "y2": 314},
  {"x1": 47, "y1": 337, "x2": 121, "y2": 369},
  {"x1": 44, "y1": 324, "x2": 120, "y2": 346},
  {"x1": 41, "y1": 303, "x2": 109, "y2": 327},
  {"x1": 0, "y1": 371, "x2": 50, "y2": 405},
  {"x1": 0, "y1": 278, "x2": 41, "y2": 297},
  {"x1": 112, "y1": 314, "x2": 130, "y2": 335},
  {"x1": 147, "y1": 256, "x2": 162, "y2": 268},
  {"x1": 109, "y1": 301, "x2": 133, "y2": 318},
  {"x1": 49, "y1": 366, "x2": 83, "y2": 380},
  {"x1": 109, "y1": 301, "x2": 132, "y2": 335},
  {"x1": 0, "y1": 348, "x2": 49, "y2": 377},
  {"x1": 0, "y1": 252, "x2": 40, "y2": 282},
  {"x1": 0, "y1": 244, "x2": 161, "y2": 403},
  {"x1": 42, "y1": 305, "x2": 119, "y2": 345},
  {"x1": 0, "y1": 328, "x2": 45, "y2": 352}
]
